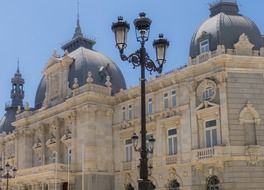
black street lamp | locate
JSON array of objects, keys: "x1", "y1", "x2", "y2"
[
  {"x1": 112, "y1": 12, "x2": 169, "y2": 190},
  {"x1": 0, "y1": 163, "x2": 17, "y2": 190}
]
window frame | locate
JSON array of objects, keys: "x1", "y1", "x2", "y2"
[
  {"x1": 171, "y1": 90, "x2": 177, "y2": 107},
  {"x1": 199, "y1": 39, "x2": 209, "y2": 54},
  {"x1": 167, "y1": 128, "x2": 178, "y2": 155},
  {"x1": 163, "y1": 92, "x2": 169, "y2": 110},
  {"x1": 147, "y1": 97, "x2": 153, "y2": 114},
  {"x1": 122, "y1": 106, "x2": 126, "y2": 121},
  {"x1": 204, "y1": 120, "x2": 217, "y2": 148},
  {"x1": 128, "y1": 105, "x2": 133, "y2": 120},
  {"x1": 124, "y1": 139, "x2": 133, "y2": 162}
]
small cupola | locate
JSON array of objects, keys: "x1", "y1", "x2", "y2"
[{"x1": 210, "y1": 0, "x2": 239, "y2": 17}]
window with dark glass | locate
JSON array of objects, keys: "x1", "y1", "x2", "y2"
[
  {"x1": 200, "y1": 39, "x2": 209, "y2": 54},
  {"x1": 122, "y1": 106, "x2": 126, "y2": 121},
  {"x1": 125, "y1": 183, "x2": 134, "y2": 190},
  {"x1": 203, "y1": 87, "x2": 214, "y2": 101},
  {"x1": 168, "y1": 128, "x2": 177, "y2": 155},
  {"x1": 148, "y1": 97, "x2": 153, "y2": 114},
  {"x1": 146, "y1": 133, "x2": 154, "y2": 158},
  {"x1": 207, "y1": 176, "x2": 220, "y2": 190},
  {"x1": 128, "y1": 105, "x2": 133, "y2": 120},
  {"x1": 164, "y1": 93, "x2": 169, "y2": 110},
  {"x1": 168, "y1": 179, "x2": 180, "y2": 190},
  {"x1": 205, "y1": 120, "x2": 217, "y2": 147},
  {"x1": 125, "y1": 139, "x2": 132, "y2": 162},
  {"x1": 171, "y1": 90, "x2": 176, "y2": 107}
]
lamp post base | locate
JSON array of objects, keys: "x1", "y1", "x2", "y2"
[{"x1": 138, "y1": 179, "x2": 155, "y2": 190}]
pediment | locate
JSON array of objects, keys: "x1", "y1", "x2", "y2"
[
  {"x1": 196, "y1": 101, "x2": 220, "y2": 120},
  {"x1": 196, "y1": 101, "x2": 218, "y2": 111}
]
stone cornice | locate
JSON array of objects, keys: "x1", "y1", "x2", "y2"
[{"x1": 13, "y1": 92, "x2": 115, "y2": 128}]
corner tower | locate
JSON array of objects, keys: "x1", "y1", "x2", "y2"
[
  {"x1": 0, "y1": 63, "x2": 25, "y2": 133},
  {"x1": 189, "y1": 0, "x2": 263, "y2": 58}
]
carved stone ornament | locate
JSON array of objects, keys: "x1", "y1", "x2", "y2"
[
  {"x1": 239, "y1": 101, "x2": 261, "y2": 125},
  {"x1": 32, "y1": 138, "x2": 42, "y2": 150},
  {"x1": 234, "y1": 33, "x2": 254, "y2": 50},
  {"x1": 196, "y1": 79, "x2": 217, "y2": 102},
  {"x1": 46, "y1": 134, "x2": 56, "y2": 150},
  {"x1": 61, "y1": 128, "x2": 72, "y2": 147},
  {"x1": 72, "y1": 78, "x2": 79, "y2": 89},
  {"x1": 105, "y1": 75, "x2": 112, "y2": 88},
  {"x1": 246, "y1": 145, "x2": 261, "y2": 166},
  {"x1": 168, "y1": 167, "x2": 177, "y2": 181},
  {"x1": 5, "y1": 142, "x2": 15, "y2": 159},
  {"x1": 86, "y1": 71, "x2": 94, "y2": 83}
]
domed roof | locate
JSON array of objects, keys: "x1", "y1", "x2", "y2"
[
  {"x1": 0, "y1": 110, "x2": 16, "y2": 133},
  {"x1": 190, "y1": 1, "x2": 263, "y2": 58},
  {"x1": 35, "y1": 22, "x2": 126, "y2": 109}
]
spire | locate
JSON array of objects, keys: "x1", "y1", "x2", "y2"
[
  {"x1": 17, "y1": 57, "x2": 20, "y2": 73},
  {"x1": 9, "y1": 60, "x2": 25, "y2": 109},
  {"x1": 61, "y1": 0, "x2": 96, "y2": 53},
  {"x1": 73, "y1": 0, "x2": 83, "y2": 39}
]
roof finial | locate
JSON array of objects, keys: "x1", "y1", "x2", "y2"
[
  {"x1": 17, "y1": 57, "x2": 20, "y2": 73},
  {"x1": 77, "y1": 0, "x2": 80, "y2": 22},
  {"x1": 73, "y1": 0, "x2": 83, "y2": 39}
]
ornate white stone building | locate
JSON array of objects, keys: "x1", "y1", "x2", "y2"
[{"x1": 0, "y1": 1, "x2": 264, "y2": 190}]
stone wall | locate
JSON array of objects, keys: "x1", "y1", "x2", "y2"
[{"x1": 227, "y1": 72, "x2": 264, "y2": 146}]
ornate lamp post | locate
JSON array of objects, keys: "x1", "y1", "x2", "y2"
[
  {"x1": 0, "y1": 163, "x2": 17, "y2": 190},
  {"x1": 112, "y1": 12, "x2": 169, "y2": 190}
]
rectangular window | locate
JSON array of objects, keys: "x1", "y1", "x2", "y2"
[
  {"x1": 163, "y1": 93, "x2": 169, "y2": 110},
  {"x1": 146, "y1": 133, "x2": 154, "y2": 158},
  {"x1": 205, "y1": 120, "x2": 217, "y2": 147},
  {"x1": 52, "y1": 152, "x2": 57, "y2": 163},
  {"x1": 148, "y1": 98, "x2": 153, "y2": 114},
  {"x1": 168, "y1": 128, "x2": 177, "y2": 155},
  {"x1": 125, "y1": 139, "x2": 132, "y2": 162},
  {"x1": 68, "y1": 148, "x2": 72, "y2": 164},
  {"x1": 128, "y1": 105, "x2": 133, "y2": 120},
  {"x1": 122, "y1": 106, "x2": 126, "y2": 121},
  {"x1": 171, "y1": 90, "x2": 176, "y2": 107},
  {"x1": 200, "y1": 39, "x2": 209, "y2": 54}
]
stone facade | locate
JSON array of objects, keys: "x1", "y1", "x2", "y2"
[
  {"x1": 0, "y1": 1, "x2": 264, "y2": 190},
  {"x1": 0, "y1": 34, "x2": 263, "y2": 190}
]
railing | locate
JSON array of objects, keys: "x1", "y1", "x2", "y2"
[
  {"x1": 123, "y1": 161, "x2": 132, "y2": 171},
  {"x1": 73, "y1": 83, "x2": 112, "y2": 96},
  {"x1": 166, "y1": 154, "x2": 177, "y2": 165},
  {"x1": 189, "y1": 45, "x2": 264, "y2": 65},
  {"x1": 193, "y1": 147, "x2": 215, "y2": 160},
  {"x1": 17, "y1": 163, "x2": 67, "y2": 176}
]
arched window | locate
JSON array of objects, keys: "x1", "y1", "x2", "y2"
[
  {"x1": 207, "y1": 176, "x2": 220, "y2": 190},
  {"x1": 168, "y1": 179, "x2": 180, "y2": 190},
  {"x1": 125, "y1": 183, "x2": 134, "y2": 190}
]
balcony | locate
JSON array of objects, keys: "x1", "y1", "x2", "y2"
[
  {"x1": 123, "y1": 161, "x2": 132, "y2": 171},
  {"x1": 166, "y1": 154, "x2": 177, "y2": 165},
  {"x1": 193, "y1": 147, "x2": 215, "y2": 160}
]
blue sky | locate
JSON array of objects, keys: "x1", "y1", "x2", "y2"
[{"x1": 0, "y1": 0, "x2": 263, "y2": 116}]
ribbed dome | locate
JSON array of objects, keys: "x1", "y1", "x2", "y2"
[
  {"x1": 0, "y1": 110, "x2": 16, "y2": 133},
  {"x1": 189, "y1": 1, "x2": 263, "y2": 58},
  {"x1": 34, "y1": 47, "x2": 126, "y2": 109}
]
